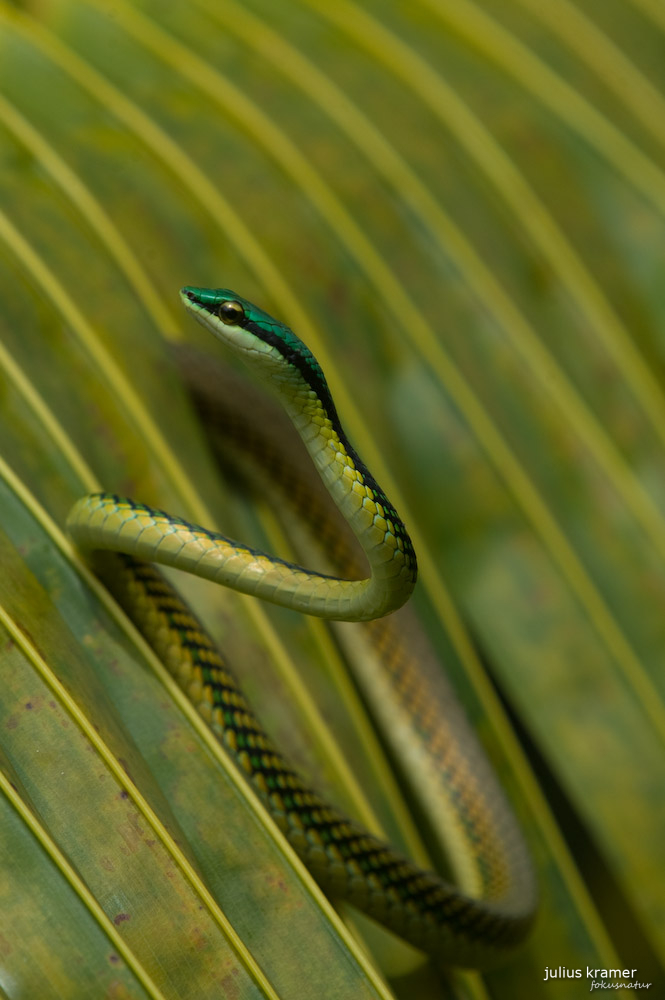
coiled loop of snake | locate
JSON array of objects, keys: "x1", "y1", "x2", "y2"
[{"x1": 67, "y1": 287, "x2": 536, "y2": 967}]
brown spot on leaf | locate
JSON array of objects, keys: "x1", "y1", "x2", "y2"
[{"x1": 219, "y1": 970, "x2": 240, "y2": 1000}]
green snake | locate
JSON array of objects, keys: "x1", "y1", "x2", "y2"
[{"x1": 67, "y1": 286, "x2": 536, "y2": 967}]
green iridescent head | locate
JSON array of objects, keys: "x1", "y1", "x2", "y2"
[
  {"x1": 180, "y1": 286, "x2": 336, "y2": 417},
  {"x1": 181, "y1": 287, "x2": 285, "y2": 334}
]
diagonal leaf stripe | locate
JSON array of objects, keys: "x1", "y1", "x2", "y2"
[
  {"x1": 300, "y1": 0, "x2": 665, "y2": 454},
  {"x1": 512, "y1": 0, "x2": 665, "y2": 150},
  {"x1": 0, "y1": 758, "x2": 169, "y2": 1000}
]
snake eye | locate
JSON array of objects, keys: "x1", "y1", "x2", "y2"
[{"x1": 218, "y1": 300, "x2": 245, "y2": 325}]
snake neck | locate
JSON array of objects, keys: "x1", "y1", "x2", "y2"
[{"x1": 280, "y1": 374, "x2": 417, "y2": 597}]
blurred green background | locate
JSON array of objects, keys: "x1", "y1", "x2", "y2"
[{"x1": 0, "y1": 0, "x2": 663, "y2": 997}]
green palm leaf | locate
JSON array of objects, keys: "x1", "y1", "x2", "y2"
[{"x1": 0, "y1": 0, "x2": 662, "y2": 996}]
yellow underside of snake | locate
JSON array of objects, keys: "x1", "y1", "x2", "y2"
[{"x1": 67, "y1": 286, "x2": 536, "y2": 968}]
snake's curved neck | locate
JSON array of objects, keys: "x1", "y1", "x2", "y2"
[{"x1": 67, "y1": 316, "x2": 416, "y2": 621}]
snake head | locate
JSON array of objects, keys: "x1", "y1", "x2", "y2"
[{"x1": 180, "y1": 286, "x2": 334, "y2": 407}]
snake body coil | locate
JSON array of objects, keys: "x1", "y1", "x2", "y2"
[{"x1": 67, "y1": 287, "x2": 536, "y2": 967}]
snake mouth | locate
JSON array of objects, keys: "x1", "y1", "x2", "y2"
[
  {"x1": 180, "y1": 287, "x2": 201, "y2": 306},
  {"x1": 180, "y1": 288, "x2": 221, "y2": 325}
]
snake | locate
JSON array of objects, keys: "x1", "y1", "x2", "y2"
[{"x1": 67, "y1": 286, "x2": 537, "y2": 968}]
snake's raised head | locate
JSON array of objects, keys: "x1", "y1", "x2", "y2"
[
  {"x1": 181, "y1": 284, "x2": 417, "y2": 595},
  {"x1": 180, "y1": 286, "x2": 255, "y2": 334},
  {"x1": 180, "y1": 285, "x2": 337, "y2": 420}
]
